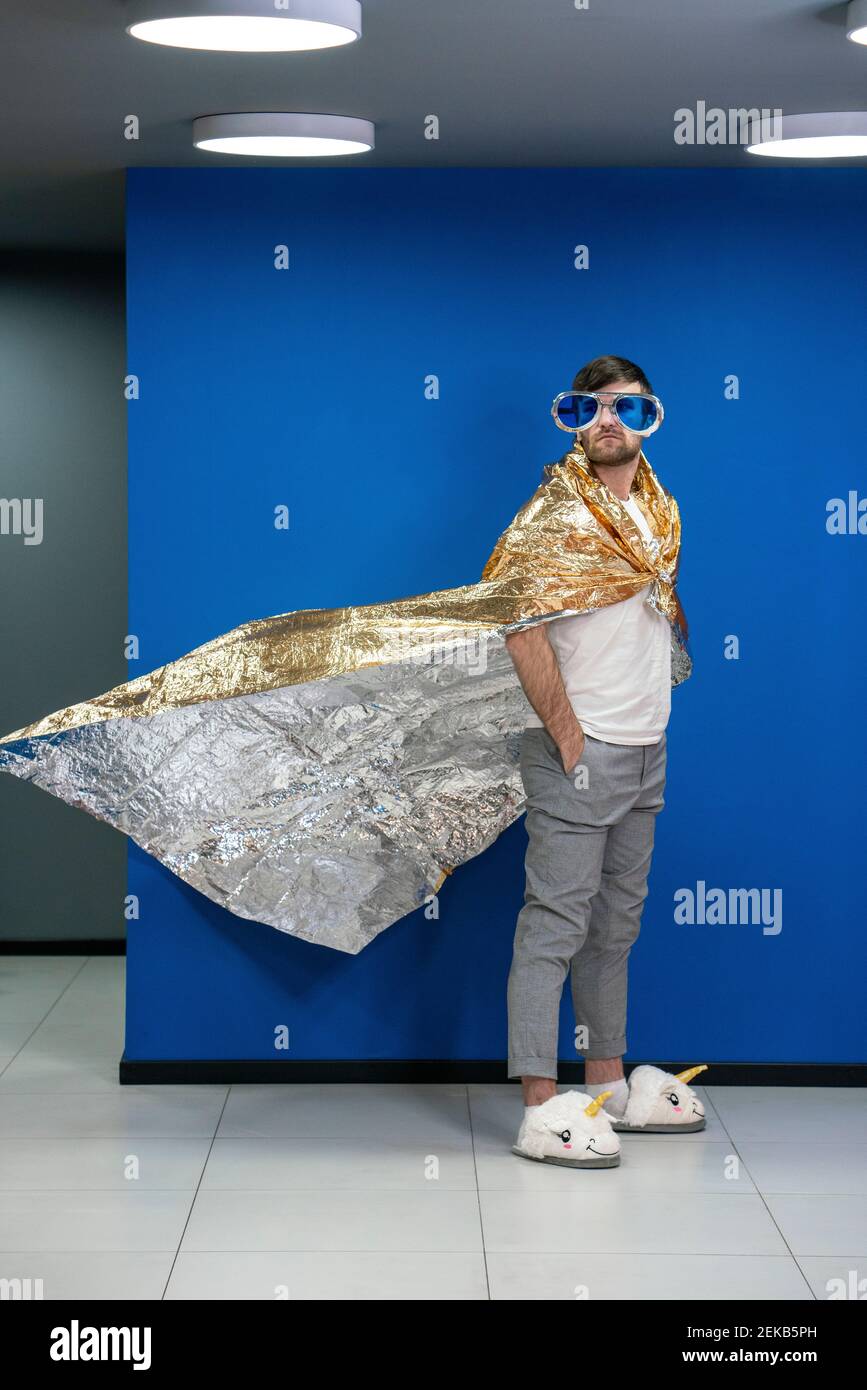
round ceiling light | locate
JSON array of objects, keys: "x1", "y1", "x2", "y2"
[
  {"x1": 126, "y1": 0, "x2": 361, "y2": 52},
  {"x1": 847, "y1": 0, "x2": 867, "y2": 45},
  {"x1": 193, "y1": 112, "x2": 374, "y2": 156},
  {"x1": 746, "y1": 111, "x2": 867, "y2": 158}
]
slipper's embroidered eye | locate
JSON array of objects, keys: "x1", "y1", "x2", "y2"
[
  {"x1": 559, "y1": 1129, "x2": 572, "y2": 1143},
  {"x1": 666, "y1": 1092, "x2": 679, "y2": 1106}
]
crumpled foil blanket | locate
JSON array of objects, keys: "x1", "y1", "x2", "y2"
[{"x1": 0, "y1": 445, "x2": 691, "y2": 953}]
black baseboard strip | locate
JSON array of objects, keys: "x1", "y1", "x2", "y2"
[
  {"x1": 118, "y1": 1059, "x2": 866, "y2": 1086},
  {"x1": 0, "y1": 939, "x2": 125, "y2": 954}
]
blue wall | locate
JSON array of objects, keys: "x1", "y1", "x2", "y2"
[{"x1": 125, "y1": 168, "x2": 867, "y2": 1064}]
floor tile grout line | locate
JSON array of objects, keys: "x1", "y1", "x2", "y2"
[
  {"x1": 789, "y1": 1252, "x2": 846, "y2": 1302},
  {"x1": 158, "y1": 1085, "x2": 233, "y2": 1301},
  {"x1": 0, "y1": 955, "x2": 100, "y2": 1074},
  {"x1": 724, "y1": 1144, "x2": 818, "y2": 1300},
  {"x1": 0, "y1": 1186, "x2": 482, "y2": 1193},
  {"x1": 0, "y1": 1248, "x2": 844, "y2": 1258},
  {"x1": 696, "y1": 1086, "x2": 731, "y2": 1136},
  {"x1": 3, "y1": 1185, "x2": 865, "y2": 1197},
  {"x1": 464, "y1": 1085, "x2": 491, "y2": 1300}
]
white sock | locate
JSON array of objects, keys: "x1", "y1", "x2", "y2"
[{"x1": 584, "y1": 1078, "x2": 629, "y2": 1118}]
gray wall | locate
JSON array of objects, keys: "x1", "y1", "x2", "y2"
[{"x1": 0, "y1": 251, "x2": 127, "y2": 942}]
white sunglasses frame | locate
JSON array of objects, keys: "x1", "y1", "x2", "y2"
[{"x1": 551, "y1": 390, "x2": 665, "y2": 437}]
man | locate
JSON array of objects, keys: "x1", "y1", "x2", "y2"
[{"x1": 503, "y1": 355, "x2": 706, "y2": 1164}]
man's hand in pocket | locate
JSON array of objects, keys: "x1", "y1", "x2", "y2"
[{"x1": 558, "y1": 728, "x2": 586, "y2": 777}]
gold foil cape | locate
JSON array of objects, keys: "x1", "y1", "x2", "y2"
[{"x1": 0, "y1": 445, "x2": 690, "y2": 954}]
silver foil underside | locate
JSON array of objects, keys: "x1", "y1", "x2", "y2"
[{"x1": 0, "y1": 634, "x2": 532, "y2": 954}]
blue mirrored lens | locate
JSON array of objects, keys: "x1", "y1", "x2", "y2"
[
  {"x1": 556, "y1": 394, "x2": 599, "y2": 430},
  {"x1": 615, "y1": 395, "x2": 657, "y2": 432}
]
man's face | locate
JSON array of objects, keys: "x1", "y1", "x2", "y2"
[{"x1": 577, "y1": 377, "x2": 645, "y2": 467}]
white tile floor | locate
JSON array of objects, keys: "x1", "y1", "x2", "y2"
[{"x1": 0, "y1": 955, "x2": 864, "y2": 1301}]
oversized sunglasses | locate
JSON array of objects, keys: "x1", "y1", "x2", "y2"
[{"x1": 551, "y1": 390, "x2": 664, "y2": 437}]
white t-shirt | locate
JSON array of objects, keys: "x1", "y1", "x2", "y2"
[{"x1": 523, "y1": 494, "x2": 671, "y2": 745}]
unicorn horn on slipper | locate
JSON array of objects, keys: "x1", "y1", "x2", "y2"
[
  {"x1": 674, "y1": 1065, "x2": 708, "y2": 1085},
  {"x1": 584, "y1": 1091, "x2": 612, "y2": 1117}
]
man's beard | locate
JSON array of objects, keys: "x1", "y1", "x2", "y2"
[{"x1": 582, "y1": 432, "x2": 639, "y2": 467}]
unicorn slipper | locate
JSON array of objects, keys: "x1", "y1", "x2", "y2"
[
  {"x1": 605, "y1": 1065, "x2": 708, "y2": 1133},
  {"x1": 512, "y1": 1089, "x2": 621, "y2": 1168}
]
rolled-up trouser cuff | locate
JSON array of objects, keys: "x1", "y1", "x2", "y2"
[
  {"x1": 576, "y1": 1037, "x2": 627, "y2": 1061},
  {"x1": 507, "y1": 1057, "x2": 558, "y2": 1080}
]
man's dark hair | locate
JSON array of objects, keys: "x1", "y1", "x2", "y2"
[{"x1": 572, "y1": 355, "x2": 653, "y2": 396}]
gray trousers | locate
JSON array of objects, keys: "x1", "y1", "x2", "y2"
[{"x1": 507, "y1": 726, "x2": 667, "y2": 1079}]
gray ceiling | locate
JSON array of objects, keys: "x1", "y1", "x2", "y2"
[{"x1": 1, "y1": 0, "x2": 865, "y2": 248}]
